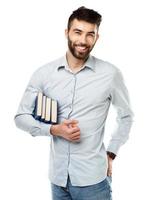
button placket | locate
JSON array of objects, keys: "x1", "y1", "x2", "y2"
[{"x1": 67, "y1": 74, "x2": 77, "y2": 118}]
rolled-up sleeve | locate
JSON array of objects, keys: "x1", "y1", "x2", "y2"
[
  {"x1": 107, "y1": 69, "x2": 134, "y2": 155},
  {"x1": 14, "y1": 68, "x2": 52, "y2": 137}
]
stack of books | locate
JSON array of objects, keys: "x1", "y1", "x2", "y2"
[{"x1": 33, "y1": 92, "x2": 58, "y2": 124}]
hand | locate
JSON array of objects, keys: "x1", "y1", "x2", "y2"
[
  {"x1": 107, "y1": 155, "x2": 113, "y2": 177},
  {"x1": 50, "y1": 119, "x2": 80, "y2": 142}
]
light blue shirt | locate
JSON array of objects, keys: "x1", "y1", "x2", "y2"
[{"x1": 14, "y1": 55, "x2": 133, "y2": 187}]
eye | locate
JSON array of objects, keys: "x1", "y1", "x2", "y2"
[
  {"x1": 87, "y1": 33, "x2": 95, "y2": 38},
  {"x1": 75, "y1": 31, "x2": 81, "y2": 35}
]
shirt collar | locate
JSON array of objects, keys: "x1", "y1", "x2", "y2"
[{"x1": 56, "y1": 54, "x2": 96, "y2": 72}]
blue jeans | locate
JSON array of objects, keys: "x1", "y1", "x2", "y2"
[{"x1": 51, "y1": 176, "x2": 112, "y2": 200}]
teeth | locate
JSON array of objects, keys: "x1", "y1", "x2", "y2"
[{"x1": 77, "y1": 46, "x2": 87, "y2": 50}]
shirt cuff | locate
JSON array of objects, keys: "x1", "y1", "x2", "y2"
[
  {"x1": 40, "y1": 123, "x2": 52, "y2": 136},
  {"x1": 107, "y1": 140, "x2": 123, "y2": 155}
]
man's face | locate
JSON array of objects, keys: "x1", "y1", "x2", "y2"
[{"x1": 66, "y1": 19, "x2": 99, "y2": 60}]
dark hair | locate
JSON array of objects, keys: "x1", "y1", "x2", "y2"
[{"x1": 67, "y1": 6, "x2": 102, "y2": 30}]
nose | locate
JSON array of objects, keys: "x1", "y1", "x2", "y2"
[{"x1": 80, "y1": 34, "x2": 87, "y2": 44}]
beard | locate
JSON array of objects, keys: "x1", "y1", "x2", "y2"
[{"x1": 67, "y1": 36, "x2": 95, "y2": 60}]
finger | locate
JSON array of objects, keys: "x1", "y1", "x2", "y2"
[
  {"x1": 71, "y1": 136, "x2": 80, "y2": 141},
  {"x1": 71, "y1": 131, "x2": 80, "y2": 138},
  {"x1": 63, "y1": 119, "x2": 79, "y2": 126},
  {"x1": 67, "y1": 127, "x2": 80, "y2": 134},
  {"x1": 72, "y1": 138, "x2": 80, "y2": 142},
  {"x1": 107, "y1": 169, "x2": 112, "y2": 177},
  {"x1": 71, "y1": 127, "x2": 80, "y2": 132},
  {"x1": 70, "y1": 123, "x2": 78, "y2": 128}
]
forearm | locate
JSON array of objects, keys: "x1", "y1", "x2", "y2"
[
  {"x1": 107, "y1": 115, "x2": 133, "y2": 155},
  {"x1": 14, "y1": 114, "x2": 51, "y2": 137}
]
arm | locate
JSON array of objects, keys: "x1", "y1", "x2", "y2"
[
  {"x1": 107, "y1": 69, "x2": 134, "y2": 155},
  {"x1": 14, "y1": 68, "x2": 51, "y2": 136},
  {"x1": 14, "y1": 68, "x2": 81, "y2": 139}
]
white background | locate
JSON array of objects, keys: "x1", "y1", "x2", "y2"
[{"x1": 0, "y1": 0, "x2": 148, "y2": 199}]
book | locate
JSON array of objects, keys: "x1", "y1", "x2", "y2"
[
  {"x1": 45, "y1": 97, "x2": 51, "y2": 122},
  {"x1": 34, "y1": 92, "x2": 43, "y2": 120},
  {"x1": 33, "y1": 92, "x2": 58, "y2": 124},
  {"x1": 51, "y1": 99, "x2": 58, "y2": 124}
]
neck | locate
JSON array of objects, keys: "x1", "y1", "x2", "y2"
[{"x1": 66, "y1": 50, "x2": 88, "y2": 69}]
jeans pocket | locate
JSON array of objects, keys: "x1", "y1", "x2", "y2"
[{"x1": 106, "y1": 176, "x2": 112, "y2": 196}]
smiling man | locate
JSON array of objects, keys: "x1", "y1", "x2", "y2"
[
  {"x1": 67, "y1": 19, "x2": 98, "y2": 60},
  {"x1": 14, "y1": 6, "x2": 133, "y2": 200}
]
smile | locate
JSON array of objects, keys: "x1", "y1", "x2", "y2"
[{"x1": 75, "y1": 46, "x2": 88, "y2": 52}]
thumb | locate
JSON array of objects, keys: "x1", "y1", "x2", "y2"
[
  {"x1": 63, "y1": 119, "x2": 79, "y2": 126},
  {"x1": 107, "y1": 167, "x2": 112, "y2": 177}
]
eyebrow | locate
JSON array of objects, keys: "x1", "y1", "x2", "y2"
[
  {"x1": 87, "y1": 31, "x2": 95, "y2": 35},
  {"x1": 73, "y1": 28, "x2": 82, "y2": 32},
  {"x1": 73, "y1": 28, "x2": 95, "y2": 35}
]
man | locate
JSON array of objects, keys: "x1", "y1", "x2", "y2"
[{"x1": 14, "y1": 6, "x2": 133, "y2": 200}]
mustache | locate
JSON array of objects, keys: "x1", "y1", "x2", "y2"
[{"x1": 74, "y1": 43, "x2": 89, "y2": 48}]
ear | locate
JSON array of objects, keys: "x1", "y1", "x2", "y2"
[
  {"x1": 65, "y1": 29, "x2": 68, "y2": 39},
  {"x1": 96, "y1": 33, "x2": 99, "y2": 41}
]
